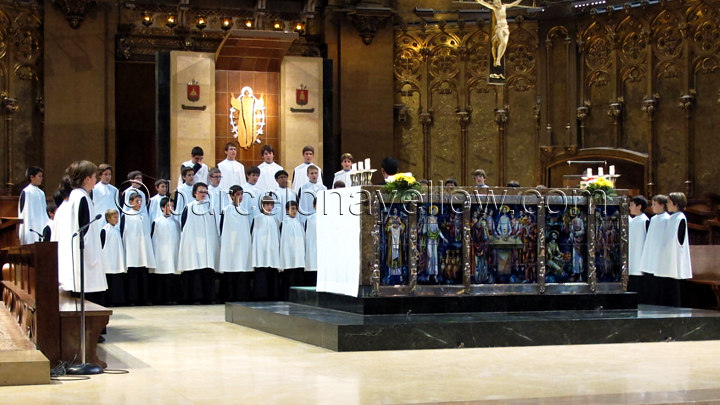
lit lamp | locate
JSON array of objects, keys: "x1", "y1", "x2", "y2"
[
  {"x1": 243, "y1": 17, "x2": 254, "y2": 29},
  {"x1": 196, "y1": 15, "x2": 207, "y2": 30},
  {"x1": 141, "y1": 11, "x2": 153, "y2": 27},
  {"x1": 221, "y1": 17, "x2": 233, "y2": 31},
  {"x1": 293, "y1": 21, "x2": 305, "y2": 33},
  {"x1": 272, "y1": 18, "x2": 284, "y2": 31},
  {"x1": 166, "y1": 14, "x2": 177, "y2": 29}
]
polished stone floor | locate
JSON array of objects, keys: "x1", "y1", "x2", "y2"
[{"x1": 4, "y1": 305, "x2": 720, "y2": 404}]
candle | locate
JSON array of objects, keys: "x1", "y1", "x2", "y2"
[
  {"x1": 365, "y1": 158, "x2": 371, "y2": 170},
  {"x1": 358, "y1": 161, "x2": 364, "y2": 171},
  {"x1": 598, "y1": 167, "x2": 604, "y2": 176},
  {"x1": 609, "y1": 165, "x2": 615, "y2": 176},
  {"x1": 351, "y1": 163, "x2": 357, "y2": 172},
  {"x1": 587, "y1": 168, "x2": 592, "y2": 178}
]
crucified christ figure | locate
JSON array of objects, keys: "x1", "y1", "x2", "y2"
[{"x1": 475, "y1": 0, "x2": 523, "y2": 67}]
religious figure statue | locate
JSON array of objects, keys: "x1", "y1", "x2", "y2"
[
  {"x1": 385, "y1": 208, "x2": 405, "y2": 277},
  {"x1": 423, "y1": 205, "x2": 448, "y2": 283},
  {"x1": 568, "y1": 207, "x2": 585, "y2": 281},
  {"x1": 475, "y1": 0, "x2": 524, "y2": 67}
]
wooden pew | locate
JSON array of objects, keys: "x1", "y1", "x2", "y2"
[
  {"x1": 1, "y1": 242, "x2": 112, "y2": 368},
  {"x1": 689, "y1": 245, "x2": 720, "y2": 309}
]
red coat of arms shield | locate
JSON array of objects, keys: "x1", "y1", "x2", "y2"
[
  {"x1": 187, "y1": 81, "x2": 200, "y2": 102},
  {"x1": 296, "y1": 87, "x2": 308, "y2": 106}
]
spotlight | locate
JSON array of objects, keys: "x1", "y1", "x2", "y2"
[
  {"x1": 196, "y1": 15, "x2": 207, "y2": 30},
  {"x1": 293, "y1": 21, "x2": 305, "y2": 33},
  {"x1": 141, "y1": 11, "x2": 153, "y2": 27},
  {"x1": 221, "y1": 17, "x2": 233, "y2": 31},
  {"x1": 272, "y1": 18, "x2": 284, "y2": 31},
  {"x1": 243, "y1": 17, "x2": 254, "y2": 29},
  {"x1": 166, "y1": 14, "x2": 177, "y2": 29}
]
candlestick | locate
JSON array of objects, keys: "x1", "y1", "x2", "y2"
[
  {"x1": 586, "y1": 168, "x2": 592, "y2": 178},
  {"x1": 358, "y1": 161, "x2": 364, "y2": 171},
  {"x1": 598, "y1": 167, "x2": 604, "y2": 176},
  {"x1": 365, "y1": 158, "x2": 371, "y2": 170},
  {"x1": 609, "y1": 165, "x2": 615, "y2": 176}
]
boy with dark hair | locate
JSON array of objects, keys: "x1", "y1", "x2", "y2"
[
  {"x1": 271, "y1": 169, "x2": 297, "y2": 221},
  {"x1": 257, "y1": 144, "x2": 284, "y2": 193},
  {"x1": 179, "y1": 146, "x2": 209, "y2": 185},
  {"x1": 627, "y1": 195, "x2": 649, "y2": 294},
  {"x1": 174, "y1": 167, "x2": 195, "y2": 217},
  {"x1": 380, "y1": 157, "x2": 398, "y2": 183},
  {"x1": 252, "y1": 195, "x2": 281, "y2": 300},
  {"x1": 151, "y1": 197, "x2": 181, "y2": 305},
  {"x1": 101, "y1": 209, "x2": 126, "y2": 306},
  {"x1": 123, "y1": 170, "x2": 152, "y2": 235},
  {"x1": 279, "y1": 200, "x2": 305, "y2": 300},
  {"x1": 217, "y1": 141, "x2": 246, "y2": 191},
  {"x1": 121, "y1": 192, "x2": 156, "y2": 305},
  {"x1": 149, "y1": 179, "x2": 170, "y2": 221},
  {"x1": 639, "y1": 194, "x2": 669, "y2": 305},
  {"x1": 474, "y1": 169, "x2": 489, "y2": 188},
  {"x1": 218, "y1": 185, "x2": 253, "y2": 301},
  {"x1": 298, "y1": 165, "x2": 326, "y2": 220},
  {"x1": 241, "y1": 166, "x2": 261, "y2": 216},
  {"x1": 655, "y1": 192, "x2": 692, "y2": 306},
  {"x1": 42, "y1": 204, "x2": 57, "y2": 241},
  {"x1": 93, "y1": 164, "x2": 119, "y2": 227},
  {"x1": 292, "y1": 145, "x2": 322, "y2": 194},
  {"x1": 18, "y1": 166, "x2": 48, "y2": 244},
  {"x1": 208, "y1": 167, "x2": 229, "y2": 232},
  {"x1": 333, "y1": 153, "x2": 354, "y2": 188}
]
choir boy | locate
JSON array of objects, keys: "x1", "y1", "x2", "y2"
[
  {"x1": 42, "y1": 203, "x2": 57, "y2": 241},
  {"x1": 279, "y1": 200, "x2": 305, "y2": 300},
  {"x1": 292, "y1": 145, "x2": 322, "y2": 194},
  {"x1": 304, "y1": 197, "x2": 318, "y2": 286},
  {"x1": 627, "y1": 196, "x2": 649, "y2": 294},
  {"x1": 217, "y1": 142, "x2": 246, "y2": 191},
  {"x1": 101, "y1": 209, "x2": 126, "y2": 306},
  {"x1": 179, "y1": 146, "x2": 209, "y2": 185},
  {"x1": 474, "y1": 169, "x2": 489, "y2": 188},
  {"x1": 207, "y1": 168, "x2": 229, "y2": 231},
  {"x1": 218, "y1": 186, "x2": 253, "y2": 301},
  {"x1": 654, "y1": 192, "x2": 692, "y2": 307},
  {"x1": 174, "y1": 167, "x2": 195, "y2": 218},
  {"x1": 256, "y1": 145, "x2": 284, "y2": 193},
  {"x1": 252, "y1": 196, "x2": 281, "y2": 300},
  {"x1": 639, "y1": 194, "x2": 670, "y2": 305},
  {"x1": 271, "y1": 170, "x2": 297, "y2": 222},
  {"x1": 298, "y1": 165, "x2": 326, "y2": 220},
  {"x1": 18, "y1": 166, "x2": 48, "y2": 244},
  {"x1": 93, "y1": 164, "x2": 119, "y2": 227},
  {"x1": 151, "y1": 198, "x2": 181, "y2": 305},
  {"x1": 123, "y1": 171, "x2": 151, "y2": 235},
  {"x1": 121, "y1": 192, "x2": 156, "y2": 305},
  {"x1": 148, "y1": 179, "x2": 170, "y2": 221},
  {"x1": 241, "y1": 166, "x2": 261, "y2": 216},
  {"x1": 178, "y1": 182, "x2": 219, "y2": 304},
  {"x1": 332, "y1": 153, "x2": 354, "y2": 188}
]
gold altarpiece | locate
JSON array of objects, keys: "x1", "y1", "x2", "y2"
[{"x1": 393, "y1": 0, "x2": 720, "y2": 197}]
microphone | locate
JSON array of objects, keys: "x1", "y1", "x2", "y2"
[
  {"x1": 29, "y1": 228, "x2": 45, "y2": 242},
  {"x1": 72, "y1": 214, "x2": 103, "y2": 237}
]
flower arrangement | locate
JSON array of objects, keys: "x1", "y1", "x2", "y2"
[
  {"x1": 583, "y1": 177, "x2": 616, "y2": 197},
  {"x1": 384, "y1": 172, "x2": 422, "y2": 194}
]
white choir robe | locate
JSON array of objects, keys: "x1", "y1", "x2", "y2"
[
  {"x1": 217, "y1": 159, "x2": 246, "y2": 191},
  {"x1": 179, "y1": 160, "x2": 209, "y2": 185},
  {"x1": 304, "y1": 212, "x2": 318, "y2": 271},
  {"x1": 256, "y1": 161, "x2": 283, "y2": 194},
  {"x1": 152, "y1": 215, "x2": 181, "y2": 274},
  {"x1": 280, "y1": 216, "x2": 305, "y2": 270},
  {"x1": 240, "y1": 182, "x2": 261, "y2": 217},
  {"x1": 298, "y1": 181, "x2": 327, "y2": 220},
  {"x1": 42, "y1": 218, "x2": 54, "y2": 241},
  {"x1": 148, "y1": 194, "x2": 169, "y2": 222},
  {"x1": 208, "y1": 185, "x2": 230, "y2": 232},
  {"x1": 628, "y1": 213, "x2": 648, "y2": 276},
  {"x1": 218, "y1": 205, "x2": 253, "y2": 272},
  {"x1": 252, "y1": 212, "x2": 281, "y2": 268},
  {"x1": 57, "y1": 188, "x2": 107, "y2": 293},
  {"x1": 51, "y1": 201, "x2": 69, "y2": 243},
  {"x1": 292, "y1": 163, "x2": 322, "y2": 194},
  {"x1": 178, "y1": 200, "x2": 219, "y2": 272},
  {"x1": 100, "y1": 223, "x2": 126, "y2": 274},
  {"x1": 93, "y1": 182, "x2": 119, "y2": 227},
  {"x1": 655, "y1": 211, "x2": 693, "y2": 280},
  {"x1": 18, "y1": 184, "x2": 48, "y2": 244},
  {"x1": 173, "y1": 183, "x2": 194, "y2": 221},
  {"x1": 332, "y1": 170, "x2": 353, "y2": 188},
  {"x1": 638, "y1": 212, "x2": 670, "y2": 275},
  {"x1": 121, "y1": 208, "x2": 157, "y2": 269},
  {"x1": 123, "y1": 186, "x2": 152, "y2": 235},
  {"x1": 269, "y1": 186, "x2": 298, "y2": 222}
]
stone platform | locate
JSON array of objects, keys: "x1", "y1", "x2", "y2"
[{"x1": 226, "y1": 294, "x2": 720, "y2": 351}]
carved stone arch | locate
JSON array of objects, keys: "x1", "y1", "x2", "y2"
[
  {"x1": 463, "y1": 27, "x2": 491, "y2": 80},
  {"x1": 506, "y1": 24, "x2": 538, "y2": 89},
  {"x1": 467, "y1": 77, "x2": 491, "y2": 94},
  {"x1": 617, "y1": 14, "x2": 648, "y2": 82},
  {"x1": 397, "y1": 80, "x2": 421, "y2": 96},
  {"x1": 686, "y1": 1, "x2": 720, "y2": 72},
  {"x1": 394, "y1": 47, "x2": 424, "y2": 82},
  {"x1": 427, "y1": 31, "x2": 461, "y2": 82},
  {"x1": 546, "y1": 25, "x2": 570, "y2": 47},
  {"x1": 583, "y1": 21, "x2": 613, "y2": 71},
  {"x1": 651, "y1": 9, "x2": 684, "y2": 62}
]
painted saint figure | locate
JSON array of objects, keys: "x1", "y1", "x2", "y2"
[
  {"x1": 385, "y1": 208, "x2": 405, "y2": 280},
  {"x1": 423, "y1": 205, "x2": 448, "y2": 283},
  {"x1": 475, "y1": 0, "x2": 524, "y2": 67}
]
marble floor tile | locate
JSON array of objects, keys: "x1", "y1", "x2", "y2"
[{"x1": 3, "y1": 305, "x2": 720, "y2": 404}]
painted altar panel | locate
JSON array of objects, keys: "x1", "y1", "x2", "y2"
[
  {"x1": 417, "y1": 203, "x2": 464, "y2": 285},
  {"x1": 380, "y1": 203, "x2": 410, "y2": 285},
  {"x1": 594, "y1": 204, "x2": 622, "y2": 282},
  {"x1": 545, "y1": 203, "x2": 588, "y2": 283}
]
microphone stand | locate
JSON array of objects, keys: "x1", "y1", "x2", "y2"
[{"x1": 66, "y1": 217, "x2": 103, "y2": 375}]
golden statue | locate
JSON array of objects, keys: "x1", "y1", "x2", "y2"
[{"x1": 475, "y1": 0, "x2": 523, "y2": 67}]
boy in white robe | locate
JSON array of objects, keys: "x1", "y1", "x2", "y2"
[
  {"x1": 178, "y1": 182, "x2": 219, "y2": 304},
  {"x1": 256, "y1": 144, "x2": 283, "y2": 194},
  {"x1": 122, "y1": 171, "x2": 152, "y2": 236},
  {"x1": 93, "y1": 164, "x2": 119, "y2": 228},
  {"x1": 627, "y1": 196, "x2": 649, "y2": 295},
  {"x1": 174, "y1": 167, "x2": 195, "y2": 219},
  {"x1": 292, "y1": 145, "x2": 322, "y2": 194},
  {"x1": 655, "y1": 192, "x2": 692, "y2": 307},
  {"x1": 218, "y1": 186, "x2": 253, "y2": 301},
  {"x1": 298, "y1": 165, "x2": 327, "y2": 222},
  {"x1": 121, "y1": 192, "x2": 156, "y2": 305},
  {"x1": 217, "y1": 141, "x2": 246, "y2": 191},
  {"x1": 332, "y1": 153, "x2": 354, "y2": 188},
  {"x1": 252, "y1": 196, "x2": 281, "y2": 300},
  {"x1": 42, "y1": 203, "x2": 57, "y2": 241},
  {"x1": 639, "y1": 194, "x2": 670, "y2": 305},
  {"x1": 18, "y1": 166, "x2": 48, "y2": 244},
  {"x1": 270, "y1": 170, "x2": 297, "y2": 222},
  {"x1": 304, "y1": 197, "x2": 318, "y2": 286},
  {"x1": 151, "y1": 198, "x2": 181, "y2": 304},
  {"x1": 279, "y1": 201, "x2": 305, "y2": 300},
  {"x1": 207, "y1": 168, "x2": 229, "y2": 232},
  {"x1": 178, "y1": 146, "x2": 209, "y2": 186},
  {"x1": 101, "y1": 209, "x2": 126, "y2": 306},
  {"x1": 241, "y1": 166, "x2": 261, "y2": 217},
  {"x1": 148, "y1": 179, "x2": 170, "y2": 221}
]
